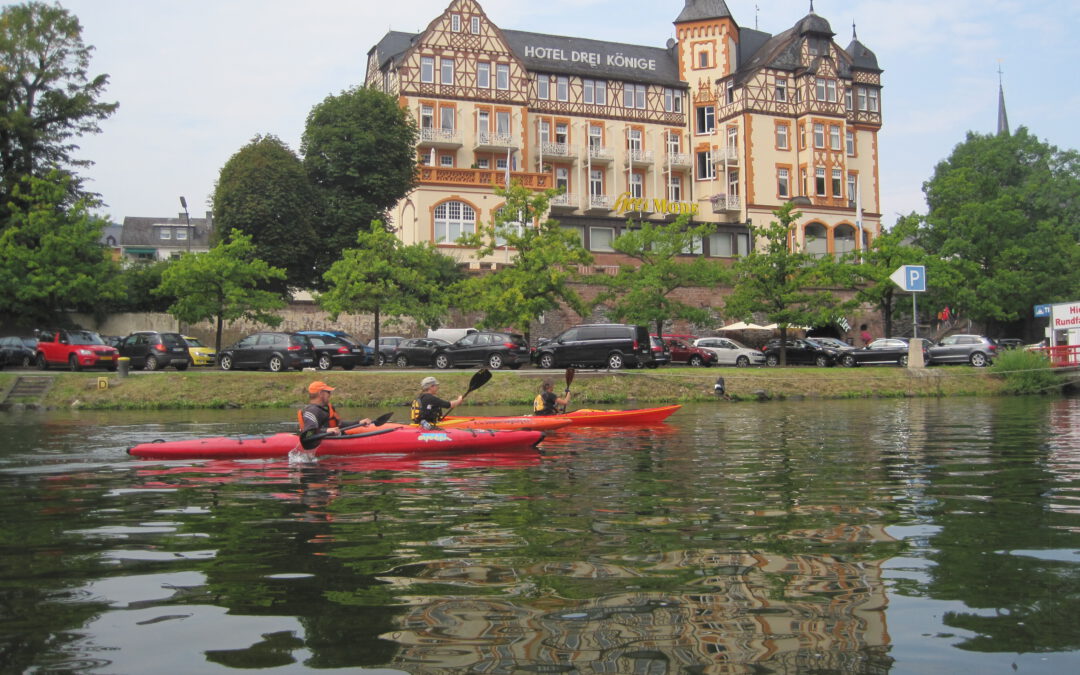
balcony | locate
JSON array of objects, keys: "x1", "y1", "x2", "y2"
[
  {"x1": 549, "y1": 192, "x2": 577, "y2": 211},
  {"x1": 474, "y1": 130, "x2": 518, "y2": 153},
  {"x1": 539, "y1": 142, "x2": 577, "y2": 162},
  {"x1": 417, "y1": 166, "x2": 552, "y2": 190},
  {"x1": 585, "y1": 194, "x2": 612, "y2": 212},
  {"x1": 586, "y1": 145, "x2": 613, "y2": 164},
  {"x1": 623, "y1": 149, "x2": 654, "y2": 167},
  {"x1": 712, "y1": 146, "x2": 740, "y2": 165},
  {"x1": 418, "y1": 127, "x2": 462, "y2": 149},
  {"x1": 710, "y1": 194, "x2": 742, "y2": 213},
  {"x1": 665, "y1": 152, "x2": 692, "y2": 169}
]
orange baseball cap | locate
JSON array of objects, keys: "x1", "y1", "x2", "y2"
[{"x1": 308, "y1": 381, "x2": 335, "y2": 394}]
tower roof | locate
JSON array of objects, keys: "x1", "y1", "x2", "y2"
[
  {"x1": 675, "y1": 0, "x2": 735, "y2": 24},
  {"x1": 846, "y1": 38, "x2": 881, "y2": 72}
]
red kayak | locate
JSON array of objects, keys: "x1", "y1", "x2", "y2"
[
  {"x1": 128, "y1": 426, "x2": 544, "y2": 460},
  {"x1": 560, "y1": 404, "x2": 682, "y2": 425}
]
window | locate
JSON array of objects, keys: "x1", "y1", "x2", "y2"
[
  {"x1": 726, "y1": 81, "x2": 735, "y2": 104},
  {"x1": 496, "y1": 64, "x2": 510, "y2": 90},
  {"x1": 589, "y1": 169, "x2": 603, "y2": 196},
  {"x1": 440, "y1": 106, "x2": 454, "y2": 131},
  {"x1": 494, "y1": 206, "x2": 525, "y2": 247},
  {"x1": 537, "y1": 75, "x2": 549, "y2": 100},
  {"x1": 813, "y1": 123, "x2": 824, "y2": 148},
  {"x1": 555, "y1": 122, "x2": 568, "y2": 145},
  {"x1": 847, "y1": 173, "x2": 857, "y2": 203},
  {"x1": 175, "y1": 228, "x2": 187, "y2": 241},
  {"x1": 845, "y1": 87, "x2": 853, "y2": 110},
  {"x1": 829, "y1": 125, "x2": 841, "y2": 151},
  {"x1": 538, "y1": 120, "x2": 550, "y2": 144},
  {"x1": 776, "y1": 123, "x2": 789, "y2": 150},
  {"x1": 420, "y1": 57, "x2": 434, "y2": 83},
  {"x1": 440, "y1": 58, "x2": 454, "y2": 85},
  {"x1": 496, "y1": 156, "x2": 507, "y2": 170},
  {"x1": 450, "y1": 14, "x2": 461, "y2": 32},
  {"x1": 727, "y1": 126, "x2": 738, "y2": 153},
  {"x1": 778, "y1": 167, "x2": 790, "y2": 198},
  {"x1": 471, "y1": 16, "x2": 480, "y2": 34},
  {"x1": 159, "y1": 228, "x2": 171, "y2": 240},
  {"x1": 832, "y1": 168, "x2": 842, "y2": 197},
  {"x1": 440, "y1": 153, "x2": 454, "y2": 167},
  {"x1": 697, "y1": 49, "x2": 709, "y2": 68},
  {"x1": 496, "y1": 110, "x2": 510, "y2": 135},
  {"x1": 667, "y1": 175, "x2": 681, "y2": 201},
  {"x1": 477, "y1": 62, "x2": 490, "y2": 89},
  {"x1": 728, "y1": 170, "x2": 739, "y2": 198},
  {"x1": 590, "y1": 227, "x2": 614, "y2": 252},
  {"x1": 666, "y1": 132, "x2": 680, "y2": 155},
  {"x1": 420, "y1": 105, "x2": 434, "y2": 129},
  {"x1": 708, "y1": 232, "x2": 749, "y2": 257},
  {"x1": 555, "y1": 166, "x2": 569, "y2": 191},
  {"x1": 815, "y1": 78, "x2": 837, "y2": 102},
  {"x1": 664, "y1": 88, "x2": 682, "y2": 112},
  {"x1": 627, "y1": 128, "x2": 642, "y2": 152},
  {"x1": 805, "y1": 223, "x2": 828, "y2": 257},
  {"x1": 629, "y1": 172, "x2": 643, "y2": 198},
  {"x1": 846, "y1": 130, "x2": 855, "y2": 156},
  {"x1": 477, "y1": 157, "x2": 489, "y2": 169},
  {"x1": 589, "y1": 124, "x2": 603, "y2": 147},
  {"x1": 583, "y1": 79, "x2": 606, "y2": 105},
  {"x1": 682, "y1": 236, "x2": 704, "y2": 255},
  {"x1": 815, "y1": 167, "x2": 826, "y2": 196},
  {"x1": 868, "y1": 88, "x2": 879, "y2": 112},
  {"x1": 556, "y1": 75, "x2": 568, "y2": 101},
  {"x1": 775, "y1": 78, "x2": 787, "y2": 102},
  {"x1": 696, "y1": 105, "x2": 715, "y2": 134},
  {"x1": 624, "y1": 83, "x2": 646, "y2": 109},
  {"x1": 697, "y1": 150, "x2": 715, "y2": 180},
  {"x1": 434, "y1": 201, "x2": 476, "y2": 243},
  {"x1": 835, "y1": 224, "x2": 856, "y2": 255},
  {"x1": 478, "y1": 109, "x2": 489, "y2": 133}
]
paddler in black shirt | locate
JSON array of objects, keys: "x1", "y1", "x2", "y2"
[
  {"x1": 410, "y1": 376, "x2": 463, "y2": 428},
  {"x1": 299, "y1": 381, "x2": 370, "y2": 441}
]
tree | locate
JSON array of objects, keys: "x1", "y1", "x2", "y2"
[
  {"x1": 724, "y1": 202, "x2": 852, "y2": 365},
  {"x1": 920, "y1": 127, "x2": 1080, "y2": 337},
  {"x1": 102, "y1": 259, "x2": 175, "y2": 315},
  {"x1": 155, "y1": 230, "x2": 287, "y2": 352},
  {"x1": 456, "y1": 183, "x2": 593, "y2": 340},
  {"x1": 300, "y1": 87, "x2": 417, "y2": 278},
  {"x1": 845, "y1": 213, "x2": 929, "y2": 338},
  {"x1": 0, "y1": 2, "x2": 118, "y2": 213},
  {"x1": 212, "y1": 135, "x2": 319, "y2": 292},
  {"x1": 319, "y1": 223, "x2": 462, "y2": 357},
  {"x1": 0, "y1": 171, "x2": 121, "y2": 327},
  {"x1": 596, "y1": 215, "x2": 729, "y2": 337}
]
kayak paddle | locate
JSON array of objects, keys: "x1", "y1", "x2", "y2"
[
  {"x1": 299, "y1": 411, "x2": 394, "y2": 450},
  {"x1": 436, "y1": 369, "x2": 492, "y2": 422},
  {"x1": 559, "y1": 367, "x2": 575, "y2": 413}
]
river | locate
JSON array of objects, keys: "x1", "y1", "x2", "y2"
[{"x1": 1, "y1": 396, "x2": 1078, "y2": 674}]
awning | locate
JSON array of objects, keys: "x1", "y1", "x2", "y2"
[
  {"x1": 721, "y1": 321, "x2": 769, "y2": 331},
  {"x1": 123, "y1": 247, "x2": 157, "y2": 254}
]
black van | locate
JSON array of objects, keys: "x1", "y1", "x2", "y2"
[{"x1": 532, "y1": 324, "x2": 651, "y2": 370}]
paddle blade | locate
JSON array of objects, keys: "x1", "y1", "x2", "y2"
[
  {"x1": 564, "y1": 367, "x2": 575, "y2": 392},
  {"x1": 372, "y1": 411, "x2": 394, "y2": 426},
  {"x1": 463, "y1": 368, "x2": 492, "y2": 398}
]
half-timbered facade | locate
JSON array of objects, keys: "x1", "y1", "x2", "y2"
[{"x1": 365, "y1": 0, "x2": 883, "y2": 268}]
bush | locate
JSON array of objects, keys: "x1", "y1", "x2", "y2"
[{"x1": 990, "y1": 348, "x2": 1059, "y2": 395}]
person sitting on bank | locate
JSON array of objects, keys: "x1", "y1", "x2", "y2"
[
  {"x1": 299, "y1": 381, "x2": 370, "y2": 441},
  {"x1": 411, "y1": 376, "x2": 463, "y2": 428},
  {"x1": 533, "y1": 378, "x2": 570, "y2": 416}
]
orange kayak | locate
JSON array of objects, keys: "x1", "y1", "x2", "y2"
[
  {"x1": 435, "y1": 415, "x2": 574, "y2": 431},
  {"x1": 561, "y1": 404, "x2": 682, "y2": 425}
]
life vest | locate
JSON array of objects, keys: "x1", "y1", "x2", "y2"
[
  {"x1": 297, "y1": 402, "x2": 340, "y2": 431},
  {"x1": 410, "y1": 397, "x2": 422, "y2": 424},
  {"x1": 533, "y1": 391, "x2": 556, "y2": 416}
]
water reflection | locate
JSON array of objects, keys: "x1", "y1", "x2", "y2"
[{"x1": 0, "y1": 397, "x2": 1078, "y2": 672}]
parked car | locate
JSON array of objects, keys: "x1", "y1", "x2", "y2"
[
  {"x1": 762, "y1": 338, "x2": 840, "y2": 367},
  {"x1": 434, "y1": 331, "x2": 530, "y2": 370},
  {"x1": 368, "y1": 336, "x2": 407, "y2": 366},
  {"x1": 656, "y1": 335, "x2": 717, "y2": 367},
  {"x1": 808, "y1": 336, "x2": 856, "y2": 352},
  {"x1": 218, "y1": 332, "x2": 315, "y2": 372},
  {"x1": 927, "y1": 334, "x2": 997, "y2": 367},
  {"x1": 35, "y1": 329, "x2": 118, "y2": 371},
  {"x1": 391, "y1": 337, "x2": 450, "y2": 367},
  {"x1": 693, "y1": 336, "x2": 765, "y2": 367},
  {"x1": 297, "y1": 330, "x2": 373, "y2": 367},
  {"x1": 839, "y1": 337, "x2": 928, "y2": 367},
  {"x1": 0, "y1": 336, "x2": 37, "y2": 367},
  {"x1": 996, "y1": 338, "x2": 1023, "y2": 351},
  {"x1": 644, "y1": 336, "x2": 670, "y2": 368},
  {"x1": 532, "y1": 324, "x2": 652, "y2": 370},
  {"x1": 117, "y1": 331, "x2": 191, "y2": 371},
  {"x1": 183, "y1": 336, "x2": 216, "y2": 366},
  {"x1": 304, "y1": 333, "x2": 367, "y2": 371}
]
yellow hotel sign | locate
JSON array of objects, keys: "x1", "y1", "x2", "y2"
[{"x1": 612, "y1": 192, "x2": 699, "y2": 217}]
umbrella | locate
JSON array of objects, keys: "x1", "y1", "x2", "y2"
[{"x1": 721, "y1": 321, "x2": 769, "y2": 331}]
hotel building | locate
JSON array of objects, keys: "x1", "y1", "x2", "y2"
[{"x1": 365, "y1": 0, "x2": 882, "y2": 271}]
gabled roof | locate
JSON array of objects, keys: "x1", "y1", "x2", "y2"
[
  {"x1": 367, "y1": 31, "x2": 417, "y2": 70},
  {"x1": 674, "y1": 0, "x2": 735, "y2": 24},
  {"x1": 120, "y1": 215, "x2": 213, "y2": 248}
]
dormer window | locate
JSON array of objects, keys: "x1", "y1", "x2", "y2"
[{"x1": 451, "y1": 14, "x2": 461, "y2": 32}]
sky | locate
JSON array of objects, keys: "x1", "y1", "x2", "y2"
[{"x1": 49, "y1": 0, "x2": 1080, "y2": 227}]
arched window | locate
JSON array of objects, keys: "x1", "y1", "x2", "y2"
[
  {"x1": 804, "y1": 222, "x2": 828, "y2": 258},
  {"x1": 834, "y1": 224, "x2": 856, "y2": 256},
  {"x1": 433, "y1": 201, "x2": 476, "y2": 243}
]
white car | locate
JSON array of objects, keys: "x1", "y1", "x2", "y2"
[{"x1": 693, "y1": 337, "x2": 765, "y2": 367}]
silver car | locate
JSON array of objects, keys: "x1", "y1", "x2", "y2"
[{"x1": 693, "y1": 336, "x2": 765, "y2": 367}]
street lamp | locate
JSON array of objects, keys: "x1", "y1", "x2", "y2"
[{"x1": 179, "y1": 196, "x2": 191, "y2": 252}]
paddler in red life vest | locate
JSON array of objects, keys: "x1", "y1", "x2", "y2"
[
  {"x1": 299, "y1": 381, "x2": 370, "y2": 442},
  {"x1": 533, "y1": 378, "x2": 570, "y2": 416},
  {"x1": 410, "y1": 376, "x2": 463, "y2": 429}
]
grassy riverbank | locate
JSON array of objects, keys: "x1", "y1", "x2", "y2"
[{"x1": 0, "y1": 365, "x2": 1012, "y2": 411}]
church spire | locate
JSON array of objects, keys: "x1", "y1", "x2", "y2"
[{"x1": 997, "y1": 63, "x2": 1010, "y2": 136}]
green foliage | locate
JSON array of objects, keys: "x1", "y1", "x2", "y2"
[
  {"x1": 844, "y1": 214, "x2": 928, "y2": 337},
  {"x1": 455, "y1": 183, "x2": 593, "y2": 337},
  {"x1": 155, "y1": 229, "x2": 287, "y2": 352},
  {"x1": 725, "y1": 203, "x2": 853, "y2": 357},
  {"x1": 920, "y1": 128, "x2": 1080, "y2": 333},
  {"x1": 319, "y1": 223, "x2": 462, "y2": 345},
  {"x1": 0, "y1": 171, "x2": 122, "y2": 327},
  {"x1": 596, "y1": 215, "x2": 729, "y2": 336},
  {"x1": 301, "y1": 87, "x2": 418, "y2": 274},
  {"x1": 105, "y1": 260, "x2": 175, "y2": 314},
  {"x1": 212, "y1": 134, "x2": 319, "y2": 291},
  {"x1": 989, "y1": 348, "x2": 1060, "y2": 395},
  {"x1": 0, "y1": 2, "x2": 118, "y2": 212}
]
